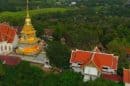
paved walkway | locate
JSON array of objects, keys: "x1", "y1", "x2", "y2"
[{"x1": 10, "y1": 52, "x2": 51, "y2": 68}]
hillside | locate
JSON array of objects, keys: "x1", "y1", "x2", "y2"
[
  {"x1": 0, "y1": 0, "x2": 70, "y2": 11},
  {"x1": 0, "y1": 0, "x2": 128, "y2": 11},
  {"x1": 0, "y1": 0, "x2": 130, "y2": 86},
  {"x1": 0, "y1": 8, "x2": 72, "y2": 25}
]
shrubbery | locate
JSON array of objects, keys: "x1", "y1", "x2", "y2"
[{"x1": 0, "y1": 62, "x2": 123, "y2": 86}]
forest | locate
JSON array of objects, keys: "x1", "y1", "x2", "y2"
[{"x1": 0, "y1": 0, "x2": 130, "y2": 86}]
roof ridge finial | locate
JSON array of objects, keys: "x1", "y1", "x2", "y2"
[{"x1": 93, "y1": 46, "x2": 101, "y2": 52}]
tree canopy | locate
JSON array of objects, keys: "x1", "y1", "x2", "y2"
[{"x1": 46, "y1": 41, "x2": 71, "y2": 69}]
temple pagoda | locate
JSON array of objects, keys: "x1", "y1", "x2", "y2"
[{"x1": 16, "y1": 0, "x2": 42, "y2": 55}]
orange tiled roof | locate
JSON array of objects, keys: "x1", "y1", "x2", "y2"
[
  {"x1": 123, "y1": 69, "x2": 130, "y2": 83},
  {"x1": 93, "y1": 53, "x2": 118, "y2": 70},
  {"x1": 70, "y1": 48, "x2": 118, "y2": 70},
  {"x1": 0, "y1": 23, "x2": 17, "y2": 43},
  {"x1": 70, "y1": 50, "x2": 92, "y2": 65},
  {"x1": 0, "y1": 33, "x2": 2, "y2": 42}
]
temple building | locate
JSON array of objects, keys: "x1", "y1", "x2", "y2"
[
  {"x1": 0, "y1": 23, "x2": 18, "y2": 55},
  {"x1": 70, "y1": 47, "x2": 119, "y2": 82},
  {"x1": 123, "y1": 69, "x2": 130, "y2": 86},
  {"x1": 16, "y1": 0, "x2": 42, "y2": 55}
]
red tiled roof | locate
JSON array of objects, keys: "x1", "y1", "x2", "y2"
[
  {"x1": 0, "y1": 23, "x2": 17, "y2": 43},
  {"x1": 70, "y1": 48, "x2": 118, "y2": 70},
  {"x1": 93, "y1": 53, "x2": 118, "y2": 70},
  {"x1": 102, "y1": 74, "x2": 122, "y2": 82},
  {"x1": 0, "y1": 55, "x2": 21, "y2": 66},
  {"x1": 123, "y1": 69, "x2": 130, "y2": 83},
  {"x1": 70, "y1": 50, "x2": 92, "y2": 65},
  {"x1": 0, "y1": 33, "x2": 2, "y2": 42}
]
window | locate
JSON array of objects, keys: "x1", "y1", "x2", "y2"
[
  {"x1": 5, "y1": 46, "x2": 7, "y2": 50},
  {"x1": 102, "y1": 66, "x2": 114, "y2": 73},
  {"x1": 0, "y1": 45, "x2": 1, "y2": 51},
  {"x1": 102, "y1": 66, "x2": 109, "y2": 70},
  {"x1": 9, "y1": 46, "x2": 11, "y2": 51},
  {"x1": 1, "y1": 45, "x2": 3, "y2": 51}
]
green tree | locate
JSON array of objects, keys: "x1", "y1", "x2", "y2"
[
  {"x1": 83, "y1": 78, "x2": 123, "y2": 86},
  {"x1": 46, "y1": 41, "x2": 71, "y2": 69},
  {"x1": 0, "y1": 62, "x2": 5, "y2": 77},
  {"x1": 58, "y1": 70, "x2": 82, "y2": 86},
  {"x1": 107, "y1": 38, "x2": 130, "y2": 55},
  {"x1": 66, "y1": 28, "x2": 99, "y2": 50}
]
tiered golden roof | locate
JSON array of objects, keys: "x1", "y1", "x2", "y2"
[
  {"x1": 16, "y1": 0, "x2": 41, "y2": 55},
  {"x1": 21, "y1": 1, "x2": 35, "y2": 35}
]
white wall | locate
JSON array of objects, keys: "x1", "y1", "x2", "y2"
[
  {"x1": 83, "y1": 75, "x2": 90, "y2": 82},
  {"x1": 125, "y1": 83, "x2": 130, "y2": 86},
  {"x1": 71, "y1": 63, "x2": 83, "y2": 73},
  {"x1": 71, "y1": 63, "x2": 100, "y2": 82},
  {"x1": 12, "y1": 34, "x2": 18, "y2": 48},
  {"x1": 84, "y1": 66, "x2": 98, "y2": 76},
  {"x1": 83, "y1": 66, "x2": 99, "y2": 82}
]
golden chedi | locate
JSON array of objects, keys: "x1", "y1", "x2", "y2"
[{"x1": 16, "y1": 0, "x2": 42, "y2": 55}]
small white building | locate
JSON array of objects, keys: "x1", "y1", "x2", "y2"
[
  {"x1": 123, "y1": 69, "x2": 130, "y2": 86},
  {"x1": 69, "y1": 2, "x2": 77, "y2": 6},
  {"x1": 71, "y1": 2, "x2": 77, "y2": 5},
  {"x1": 70, "y1": 47, "x2": 119, "y2": 82}
]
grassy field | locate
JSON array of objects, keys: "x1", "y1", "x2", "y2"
[
  {"x1": 0, "y1": 8, "x2": 72, "y2": 24},
  {"x1": 0, "y1": 8, "x2": 71, "y2": 16}
]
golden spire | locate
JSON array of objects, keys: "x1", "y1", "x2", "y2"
[
  {"x1": 26, "y1": 0, "x2": 29, "y2": 18},
  {"x1": 25, "y1": 0, "x2": 32, "y2": 25}
]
